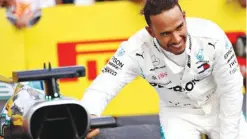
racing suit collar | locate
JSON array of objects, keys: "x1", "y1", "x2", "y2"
[
  {"x1": 153, "y1": 34, "x2": 191, "y2": 74},
  {"x1": 185, "y1": 34, "x2": 191, "y2": 56},
  {"x1": 153, "y1": 34, "x2": 191, "y2": 56},
  {"x1": 153, "y1": 39, "x2": 184, "y2": 74}
]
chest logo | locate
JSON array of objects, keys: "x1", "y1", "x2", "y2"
[
  {"x1": 196, "y1": 49, "x2": 204, "y2": 61},
  {"x1": 151, "y1": 55, "x2": 160, "y2": 66},
  {"x1": 136, "y1": 52, "x2": 144, "y2": 59}
]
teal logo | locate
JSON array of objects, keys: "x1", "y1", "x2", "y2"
[
  {"x1": 224, "y1": 37, "x2": 232, "y2": 49},
  {"x1": 117, "y1": 48, "x2": 125, "y2": 56},
  {"x1": 196, "y1": 49, "x2": 204, "y2": 61}
]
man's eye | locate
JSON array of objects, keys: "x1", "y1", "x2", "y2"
[
  {"x1": 176, "y1": 27, "x2": 182, "y2": 31},
  {"x1": 161, "y1": 32, "x2": 169, "y2": 36},
  {"x1": 176, "y1": 24, "x2": 183, "y2": 31}
]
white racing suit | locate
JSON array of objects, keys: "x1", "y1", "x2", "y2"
[{"x1": 81, "y1": 17, "x2": 247, "y2": 139}]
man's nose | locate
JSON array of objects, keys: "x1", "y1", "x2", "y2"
[{"x1": 171, "y1": 32, "x2": 181, "y2": 43}]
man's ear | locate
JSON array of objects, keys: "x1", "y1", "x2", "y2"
[{"x1": 145, "y1": 26, "x2": 155, "y2": 37}]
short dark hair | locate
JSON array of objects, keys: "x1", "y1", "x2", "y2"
[{"x1": 141, "y1": 0, "x2": 182, "y2": 26}]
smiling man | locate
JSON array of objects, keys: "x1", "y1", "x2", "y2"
[{"x1": 81, "y1": 0, "x2": 247, "y2": 139}]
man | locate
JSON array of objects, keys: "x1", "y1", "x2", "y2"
[{"x1": 81, "y1": 0, "x2": 247, "y2": 139}]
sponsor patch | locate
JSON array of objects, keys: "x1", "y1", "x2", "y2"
[
  {"x1": 197, "y1": 62, "x2": 210, "y2": 74},
  {"x1": 196, "y1": 49, "x2": 204, "y2": 61},
  {"x1": 108, "y1": 62, "x2": 121, "y2": 70},
  {"x1": 151, "y1": 55, "x2": 160, "y2": 66},
  {"x1": 112, "y1": 56, "x2": 124, "y2": 68},
  {"x1": 168, "y1": 79, "x2": 199, "y2": 92},
  {"x1": 150, "y1": 65, "x2": 166, "y2": 71},
  {"x1": 136, "y1": 52, "x2": 144, "y2": 59},
  {"x1": 117, "y1": 48, "x2": 125, "y2": 56},
  {"x1": 102, "y1": 66, "x2": 117, "y2": 76},
  {"x1": 158, "y1": 72, "x2": 167, "y2": 79}
]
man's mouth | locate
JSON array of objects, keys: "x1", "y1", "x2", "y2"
[
  {"x1": 169, "y1": 41, "x2": 183, "y2": 49},
  {"x1": 172, "y1": 43, "x2": 181, "y2": 48}
]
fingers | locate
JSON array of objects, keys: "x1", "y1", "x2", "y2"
[
  {"x1": 86, "y1": 128, "x2": 100, "y2": 139},
  {"x1": 86, "y1": 114, "x2": 100, "y2": 139}
]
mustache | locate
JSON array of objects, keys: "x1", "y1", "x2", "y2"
[{"x1": 167, "y1": 36, "x2": 186, "y2": 47}]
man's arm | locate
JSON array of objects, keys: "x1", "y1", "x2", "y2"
[
  {"x1": 212, "y1": 28, "x2": 244, "y2": 139},
  {"x1": 81, "y1": 41, "x2": 139, "y2": 116}
]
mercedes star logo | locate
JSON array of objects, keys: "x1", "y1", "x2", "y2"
[{"x1": 151, "y1": 55, "x2": 160, "y2": 66}]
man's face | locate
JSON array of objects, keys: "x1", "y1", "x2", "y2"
[{"x1": 146, "y1": 5, "x2": 187, "y2": 55}]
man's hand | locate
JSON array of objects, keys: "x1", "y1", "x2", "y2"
[{"x1": 86, "y1": 115, "x2": 100, "y2": 139}]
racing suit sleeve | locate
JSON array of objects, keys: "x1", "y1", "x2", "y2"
[
  {"x1": 81, "y1": 41, "x2": 140, "y2": 116},
  {"x1": 212, "y1": 31, "x2": 244, "y2": 138}
]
